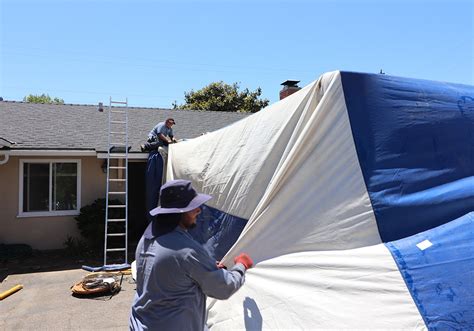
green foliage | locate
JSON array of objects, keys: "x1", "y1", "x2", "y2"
[
  {"x1": 63, "y1": 236, "x2": 91, "y2": 258},
  {"x1": 74, "y1": 198, "x2": 123, "y2": 251},
  {"x1": 23, "y1": 93, "x2": 64, "y2": 104},
  {"x1": 175, "y1": 81, "x2": 269, "y2": 113}
]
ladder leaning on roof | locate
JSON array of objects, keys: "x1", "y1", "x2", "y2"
[{"x1": 104, "y1": 97, "x2": 129, "y2": 265}]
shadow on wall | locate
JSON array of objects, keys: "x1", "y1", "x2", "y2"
[{"x1": 243, "y1": 297, "x2": 262, "y2": 331}]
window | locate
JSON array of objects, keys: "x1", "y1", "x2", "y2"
[{"x1": 19, "y1": 160, "x2": 81, "y2": 217}]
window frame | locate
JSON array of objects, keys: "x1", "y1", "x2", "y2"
[{"x1": 18, "y1": 159, "x2": 82, "y2": 218}]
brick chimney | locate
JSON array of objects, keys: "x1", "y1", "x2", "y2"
[{"x1": 279, "y1": 80, "x2": 301, "y2": 100}]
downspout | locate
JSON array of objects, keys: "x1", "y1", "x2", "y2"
[
  {"x1": 0, "y1": 137, "x2": 16, "y2": 165},
  {"x1": 0, "y1": 152, "x2": 9, "y2": 165}
]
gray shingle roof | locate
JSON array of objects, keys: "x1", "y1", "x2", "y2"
[{"x1": 0, "y1": 101, "x2": 250, "y2": 152}]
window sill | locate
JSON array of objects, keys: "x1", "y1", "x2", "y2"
[{"x1": 17, "y1": 210, "x2": 80, "y2": 218}]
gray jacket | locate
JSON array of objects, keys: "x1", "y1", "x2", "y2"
[{"x1": 129, "y1": 225, "x2": 246, "y2": 330}]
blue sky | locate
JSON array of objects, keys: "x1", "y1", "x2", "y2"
[{"x1": 1, "y1": 0, "x2": 473, "y2": 108}]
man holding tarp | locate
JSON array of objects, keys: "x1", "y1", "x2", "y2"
[{"x1": 129, "y1": 180, "x2": 253, "y2": 331}]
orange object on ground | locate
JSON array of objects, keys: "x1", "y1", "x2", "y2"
[
  {"x1": 71, "y1": 272, "x2": 121, "y2": 296},
  {"x1": 0, "y1": 284, "x2": 23, "y2": 300}
]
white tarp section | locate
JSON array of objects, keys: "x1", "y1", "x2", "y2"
[
  {"x1": 208, "y1": 245, "x2": 424, "y2": 330},
  {"x1": 168, "y1": 72, "x2": 381, "y2": 258},
  {"x1": 168, "y1": 79, "x2": 319, "y2": 220},
  {"x1": 167, "y1": 71, "x2": 426, "y2": 328}
]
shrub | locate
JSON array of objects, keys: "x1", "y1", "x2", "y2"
[
  {"x1": 74, "y1": 198, "x2": 123, "y2": 252},
  {"x1": 63, "y1": 236, "x2": 91, "y2": 258}
]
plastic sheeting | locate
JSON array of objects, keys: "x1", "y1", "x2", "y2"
[
  {"x1": 166, "y1": 71, "x2": 474, "y2": 329},
  {"x1": 386, "y1": 212, "x2": 474, "y2": 329},
  {"x1": 207, "y1": 244, "x2": 424, "y2": 329},
  {"x1": 189, "y1": 205, "x2": 247, "y2": 260},
  {"x1": 145, "y1": 150, "x2": 164, "y2": 223},
  {"x1": 342, "y1": 73, "x2": 474, "y2": 241}
]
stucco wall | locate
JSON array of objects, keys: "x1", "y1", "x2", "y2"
[{"x1": 0, "y1": 155, "x2": 106, "y2": 250}]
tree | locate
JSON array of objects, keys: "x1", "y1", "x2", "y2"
[
  {"x1": 23, "y1": 93, "x2": 64, "y2": 104},
  {"x1": 174, "y1": 81, "x2": 269, "y2": 113}
]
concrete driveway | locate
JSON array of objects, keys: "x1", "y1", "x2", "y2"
[{"x1": 0, "y1": 269, "x2": 135, "y2": 330}]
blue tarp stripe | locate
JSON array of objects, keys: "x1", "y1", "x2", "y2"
[
  {"x1": 386, "y1": 212, "x2": 474, "y2": 330},
  {"x1": 144, "y1": 151, "x2": 246, "y2": 260},
  {"x1": 189, "y1": 205, "x2": 248, "y2": 260},
  {"x1": 145, "y1": 151, "x2": 164, "y2": 224},
  {"x1": 341, "y1": 71, "x2": 474, "y2": 242}
]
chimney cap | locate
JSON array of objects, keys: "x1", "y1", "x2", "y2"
[{"x1": 281, "y1": 80, "x2": 300, "y2": 87}]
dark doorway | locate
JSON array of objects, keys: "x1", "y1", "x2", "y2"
[{"x1": 128, "y1": 161, "x2": 148, "y2": 245}]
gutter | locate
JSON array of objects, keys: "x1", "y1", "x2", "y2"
[
  {"x1": 7, "y1": 150, "x2": 97, "y2": 157},
  {"x1": 0, "y1": 149, "x2": 149, "y2": 160},
  {"x1": 97, "y1": 152, "x2": 149, "y2": 160},
  {"x1": 1, "y1": 150, "x2": 98, "y2": 165}
]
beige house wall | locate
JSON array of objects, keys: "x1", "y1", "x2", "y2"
[{"x1": 0, "y1": 155, "x2": 106, "y2": 250}]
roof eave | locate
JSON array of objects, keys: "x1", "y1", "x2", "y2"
[{"x1": 4, "y1": 149, "x2": 97, "y2": 157}]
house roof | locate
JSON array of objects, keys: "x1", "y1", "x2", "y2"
[{"x1": 0, "y1": 101, "x2": 250, "y2": 153}]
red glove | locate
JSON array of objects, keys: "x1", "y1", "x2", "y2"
[{"x1": 234, "y1": 253, "x2": 253, "y2": 270}]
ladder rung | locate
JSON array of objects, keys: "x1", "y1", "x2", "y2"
[
  {"x1": 111, "y1": 143, "x2": 126, "y2": 146},
  {"x1": 111, "y1": 110, "x2": 125, "y2": 114},
  {"x1": 109, "y1": 179, "x2": 126, "y2": 182},
  {"x1": 108, "y1": 156, "x2": 128, "y2": 159},
  {"x1": 108, "y1": 205, "x2": 126, "y2": 208},
  {"x1": 108, "y1": 218, "x2": 126, "y2": 222},
  {"x1": 110, "y1": 101, "x2": 127, "y2": 105},
  {"x1": 107, "y1": 233, "x2": 126, "y2": 237},
  {"x1": 106, "y1": 248, "x2": 127, "y2": 252},
  {"x1": 109, "y1": 191, "x2": 126, "y2": 194},
  {"x1": 109, "y1": 166, "x2": 126, "y2": 169},
  {"x1": 110, "y1": 131, "x2": 126, "y2": 135},
  {"x1": 111, "y1": 121, "x2": 126, "y2": 124}
]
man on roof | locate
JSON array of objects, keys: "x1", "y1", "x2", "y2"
[{"x1": 141, "y1": 118, "x2": 177, "y2": 152}]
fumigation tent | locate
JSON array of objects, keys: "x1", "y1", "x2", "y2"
[{"x1": 166, "y1": 71, "x2": 474, "y2": 329}]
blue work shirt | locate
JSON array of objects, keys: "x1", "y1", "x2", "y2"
[
  {"x1": 129, "y1": 224, "x2": 246, "y2": 331},
  {"x1": 147, "y1": 122, "x2": 173, "y2": 146}
]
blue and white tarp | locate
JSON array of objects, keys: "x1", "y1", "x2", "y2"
[{"x1": 166, "y1": 71, "x2": 474, "y2": 329}]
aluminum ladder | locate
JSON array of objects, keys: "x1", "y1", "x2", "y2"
[{"x1": 104, "y1": 97, "x2": 129, "y2": 265}]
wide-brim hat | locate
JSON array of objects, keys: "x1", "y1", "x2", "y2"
[{"x1": 149, "y1": 179, "x2": 212, "y2": 216}]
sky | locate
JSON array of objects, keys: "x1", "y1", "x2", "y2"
[{"x1": 1, "y1": 0, "x2": 473, "y2": 108}]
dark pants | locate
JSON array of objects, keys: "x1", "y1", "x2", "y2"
[{"x1": 143, "y1": 140, "x2": 167, "y2": 151}]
